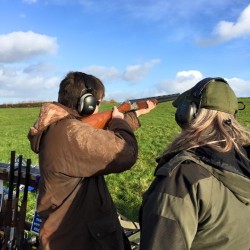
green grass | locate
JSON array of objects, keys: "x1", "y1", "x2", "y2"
[
  {"x1": 0, "y1": 107, "x2": 40, "y2": 163},
  {"x1": 0, "y1": 98, "x2": 250, "y2": 223}
]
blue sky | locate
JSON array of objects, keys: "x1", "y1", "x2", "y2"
[{"x1": 0, "y1": 0, "x2": 250, "y2": 104}]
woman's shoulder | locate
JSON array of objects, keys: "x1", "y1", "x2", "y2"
[{"x1": 153, "y1": 152, "x2": 212, "y2": 197}]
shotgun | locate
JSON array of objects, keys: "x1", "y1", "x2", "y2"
[
  {"x1": 16, "y1": 159, "x2": 31, "y2": 249},
  {"x1": 9, "y1": 155, "x2": 23, "y2": 249},
  {"x1": 81, "y1": 93, "x2": 180, "y2": 129},
  {"x1": 2, "y1": 151, "x2": 15, "y2": 249}
]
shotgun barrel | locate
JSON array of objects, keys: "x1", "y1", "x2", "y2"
[{"x1": 128, "y1": 93, "x2": 180, "y2": 104}]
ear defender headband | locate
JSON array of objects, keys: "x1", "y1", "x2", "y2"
[
  {"x1": 174, "y1": 77, "x2": 238, "y2": 129},
  {"x1": 77, "y1": 74, "x2": 97, "y2": 116}
]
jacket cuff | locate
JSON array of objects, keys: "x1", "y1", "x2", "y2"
[{"x1": 124, "y1": 111, "x2": 141, "y2": 131}]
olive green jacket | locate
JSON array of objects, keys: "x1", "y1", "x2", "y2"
[{"x1": 140, "y1": 149, "x2": 250, "y2": 250}]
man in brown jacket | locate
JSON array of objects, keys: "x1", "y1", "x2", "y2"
[{"x1": 28, "y1": 71, "x2": 155, "y2": 250}]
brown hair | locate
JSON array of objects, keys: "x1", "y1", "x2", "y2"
[{"x1": 58, "y1": 71, "x2": 105, "y2": 109}]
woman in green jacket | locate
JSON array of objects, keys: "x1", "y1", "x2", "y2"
[{"x1": 139, "y1": 77, "x2": 250, "y2": 250}]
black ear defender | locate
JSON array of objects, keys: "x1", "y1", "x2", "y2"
[
  {"x1": 175, "y1": 99, "x2": 197, "y2": 129},
  {"x1": 175, "y1": 77, "x2": 228, "y2": 129},
  {"x1": 77, "y1": 74, "x2": 97, "y2": 116}
]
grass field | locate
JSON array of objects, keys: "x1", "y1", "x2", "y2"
[{"x1": 0, "y1": 98, "x2": 250, "y2": 222}]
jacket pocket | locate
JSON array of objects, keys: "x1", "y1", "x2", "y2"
[{"x1": 88, "y1": 211, "x2": 125, "y2": 250}]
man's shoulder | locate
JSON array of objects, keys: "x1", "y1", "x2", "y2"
[{"x1": 55, "y1": 116, "x2": 89, "y2": 128}]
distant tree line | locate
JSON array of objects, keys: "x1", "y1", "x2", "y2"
[
  {"x1": 0, "y1": 99, "x2": 117, "y2": 108},
  {"x1": 0, "y1": 102, "x2": 47, "y2": 108}
]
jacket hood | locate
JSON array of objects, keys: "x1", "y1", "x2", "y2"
[
  {"x1": 28, "y1": 102, "x2": 80, "y2": 153},
  {"x1": 194, "y1": 146, "x2": 250, "y2": 205},
  {"x1": 194, "y1": 145, "x2": 250, "y2": 178},
  {"x1": 156, "y1": 147, "x2": 250, "y2": 205}
]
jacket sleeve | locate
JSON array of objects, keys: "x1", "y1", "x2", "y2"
[
  {"x1": 39, "y1": 117, "x2": 138, "y2": 177},
  {"x1": 139, "y1": 162, "x2": 212, "y2": 250},
  {"x1": 124, "y1": 111, "x2": 141, "y2": 131}
]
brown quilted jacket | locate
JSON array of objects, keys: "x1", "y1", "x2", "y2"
[{"x1": 28, "y1": 102, "x2": 140, "y2": 250}]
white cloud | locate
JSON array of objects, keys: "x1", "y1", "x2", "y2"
[
  {"x1": 81, "y1": 65, "x2": 120, "y2": 81},
  {"x1": 82, "y1": 59, "x2": 161, "y2": 83},
  {"x1": 122, "y1": 59, "x2": 161, "y2": 82},
  {"x1": 176, "y1": 70, "x2": 203, "y2": 83},
  {"x1": 0, "y1": 64, "x2": 60, "y2": 103},
  {"x1": 0, "y1": 31, "x2": 58, "y2": 63},
  {"x1": 104, "y1": 69, "x2": 204, "y2": 102},
  {"x1": 0, "y1": 58, "x2": 161, "y2": 104},
  {"x1": 156, "y1": 71, "x2": 250, "y2": 98},
  {"x1": 198, "y1": 3, "x2": 250, "y2": 45},
  {"x1": 212, "y1": 4, "x2": 250, "y2": 42},
  {"x1": 1, "y1": 61, "x2": 249, "y2": 104},
  {"x1": 157, "y1": 70, "x2": 203, "y2": 94},
  {"x1": 226, "y1": 77, "x2": 250, "y2": 97}
]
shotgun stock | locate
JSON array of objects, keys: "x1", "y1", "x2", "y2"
[
  {"x1": 9, "y1": 155, "x2": 23, "y2": 249},
  {"x1": 81, "y1": 93, "x2": 180, "y2": 129},
  {"x1": 16, "y1": 159, "x2": 31, "y2": 249}
]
